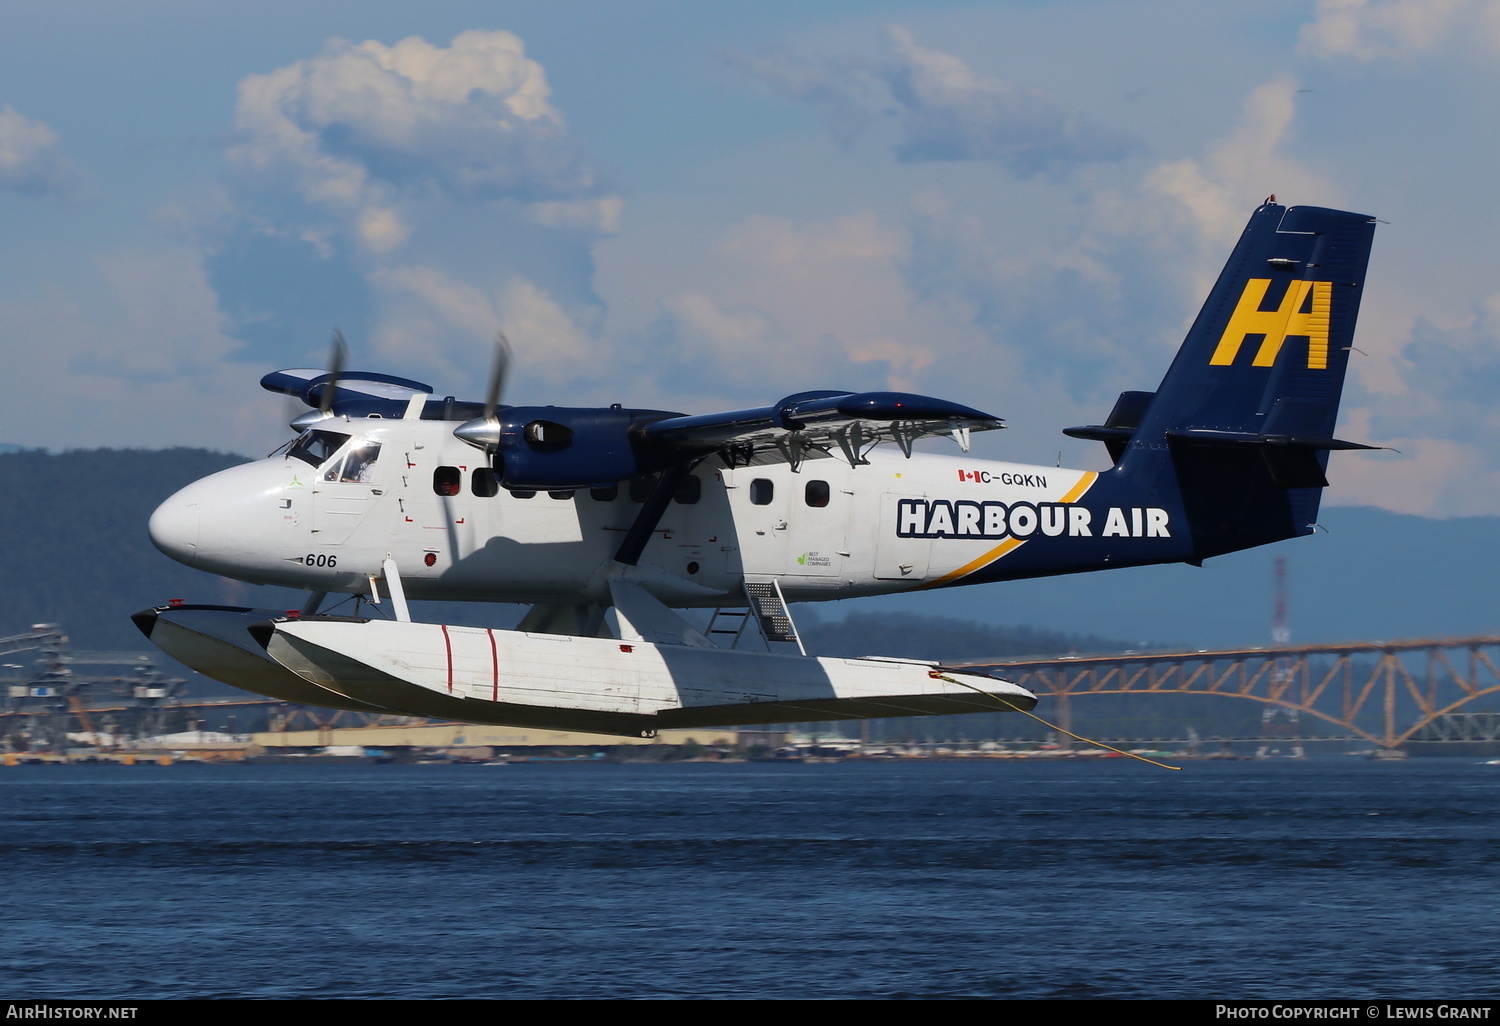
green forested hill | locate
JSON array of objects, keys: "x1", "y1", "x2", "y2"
[
  {"x1": 798, "y1": 611, "x2": 1120, "y2": 661},
  {"x1": 0, "y1": 449, "x2": 259, "y2": 649}
]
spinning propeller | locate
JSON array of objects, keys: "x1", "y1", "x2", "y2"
[
  {"x1": 318, "y1": 329, "x2": 347, "y2": 417},
  {"x1": 283, "y1": 329, "x2": 348, "y2": 433},
  {"x1": 450, "y1": 333, "x2": 513, "y2": 453}
]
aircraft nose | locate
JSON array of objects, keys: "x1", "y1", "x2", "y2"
[{"x1": 149, "y1": 490, "x2": 201, "y2": 567}]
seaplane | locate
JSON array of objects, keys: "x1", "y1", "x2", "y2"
[{"x1": 135, "y1": 201, "x2": 1378, "y2": 737}]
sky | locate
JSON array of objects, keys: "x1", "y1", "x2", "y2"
[{"x1": 2, "y1": 0, "x2": 1498, "y2": 517}]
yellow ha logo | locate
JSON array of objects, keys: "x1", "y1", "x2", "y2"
[{"x1": 1210, "y1": 278, "x2": 1332, "y2": 370}]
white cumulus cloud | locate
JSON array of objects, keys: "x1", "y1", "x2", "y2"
[
  {"x1": 736, "y1": 26, "x2": 1136, "y2": 178},
  {"x1": 1299, "y1": 0, "x2": 1473, "y2": 59},
  {"x1": 651, "y1": 211, "x2": 996, "y2": 404},
  {"x1": 0, "y1": 246, "x2": 276, "y2": 453},
  {"x1": 229, "y1": 30, "x2": 591, "y2": 201},
  {"x1": 225, "y1": 28, "x2": 615, "y2": 260},
  {"x1": 1146, "y1": 75, "x2": 1336, "y2": 273},
  {"x1": 207, "y1": 29, "x2": 620, "y2": 388},
  {"x1": 366, "y1": 265, "x2": 599, "y2": 388},
  {"x1": 0, "y1": 105, "x2": 74, "y2": 195}
]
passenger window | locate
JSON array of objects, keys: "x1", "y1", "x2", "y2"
[
  {"x1": 628, "y1": 474, "x2": 658, "y2": 503},
  {"x1": 508, "y1": 488, "x2": 536, "y2": 499},
  {"x1": 590, "y1": 484, "x2": 619, "y2": 502},
  {"x1": 805, "y1": 480, "x2": 830, "y2": 508},
  {"x1": 433, "y1": 466, "x2": 461, "y2": 496},
  {"x1": 471, "y1": 468, "x2": 499, "y2": 497},
  {"x1": 750, "y1": 479, "x2": 774, "y2": 505},
  {"x1": 548, "y1": 490, "x2": 575, "y2": 500},
  {"x1": 674, "y1": 475, "x2": 701, "y2": 505}
]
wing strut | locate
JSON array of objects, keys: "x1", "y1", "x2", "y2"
[
  {"x1": 381, "y1": 556, "x2": 412, "y2": 622},
  {"x1": 613, "y1": 463, "x2": 691, "y2": 566}
]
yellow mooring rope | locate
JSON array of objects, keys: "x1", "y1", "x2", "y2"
[{"x1": 930, "y1": 671, "x2": 1183, "y2": 772}]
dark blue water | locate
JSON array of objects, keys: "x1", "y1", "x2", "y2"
[{"x1": 3, "y1": 758, "x2": 1497, "y2": 999}]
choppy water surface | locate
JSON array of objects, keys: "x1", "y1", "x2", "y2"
[{"x1": 2, "y1": 758, "x2": 1497, "y2": 999}]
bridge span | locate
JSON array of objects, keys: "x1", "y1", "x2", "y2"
[{"x1": 953, "y1": 635, "x2": 1500, "y2": 751}]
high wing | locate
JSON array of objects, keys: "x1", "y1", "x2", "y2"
[
  {"x1": 638, "y1": 389, "x2": 1003, "y2": 470},
  {"x1": 265, "y1": 363, "x2": 1002, "y2": 488},
  {"x1": 447, "y1": 388, "x2": 1002, "y2": 487},
  {"x1": 262, "y1": 368, "x2": 435, "y2": 407},
  {"x1": 261, "y1": 368, "x2": 490, "y2": 430}
]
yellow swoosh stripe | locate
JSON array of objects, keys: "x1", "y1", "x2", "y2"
[
  {"x1": 919, "y1": 470, "x2": 1099, "y2": 588},
  {"x1": 1057, "y1": 471, "x2": 1097, "y2": 504}
]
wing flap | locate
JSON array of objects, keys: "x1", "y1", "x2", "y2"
[{"x1": 641, "y1": 390, "x2": 1003, "y2": 467}]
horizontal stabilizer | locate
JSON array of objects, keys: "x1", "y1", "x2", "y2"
[
  {"x1": 1167, "y1": 416, "x2": 1378, "y2": 488},
  {"x1": 1063, "y1": 390, "x2": 1155, "y2": 463},
  {"x1": 1166, "y1": 429, "x2": 1377, "y2": 452}
]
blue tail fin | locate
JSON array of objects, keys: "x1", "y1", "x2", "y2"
[{"x1": 1068, "y1": 202, "x2": 1378, "y2": 559}]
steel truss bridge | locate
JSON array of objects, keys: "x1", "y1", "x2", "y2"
[
  {"x1": 954, "y1": 636, "x2": 1500, "y2": 750},
  {"x1": 9, "y1": 630, "x2": 1500, "y2": 751},
  {"x1": 178, "y1": 634, "x2": 1500, "y2": 749}
]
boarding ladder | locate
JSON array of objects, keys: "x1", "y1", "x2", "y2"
[
  {"x1": 706, "y1": 578, "x2": 806, "y2": 655},
  {"x1": 744, "y1": 578, "x2": 806, "y2": 655},
  {"x1": 705, "y1": 608, "x2": 753, "y2": 649}
]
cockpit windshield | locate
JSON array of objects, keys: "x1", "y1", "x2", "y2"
[{"x1": 286, "y1": 429, "x2": 351, "y2": 467}]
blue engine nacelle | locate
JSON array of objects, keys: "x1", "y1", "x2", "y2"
[{"x1": 492, "y1": 407, "x2": 682, "y2": 489}]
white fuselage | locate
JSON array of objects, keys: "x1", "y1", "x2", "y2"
[{"x1": 149, "y1": 414, "x2": 1113, "y2": 607}]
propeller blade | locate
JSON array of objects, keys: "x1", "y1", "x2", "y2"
[
  {"x1": 318, "y1": 328, "x2": 348, "y2": 416},
  {"x1": 484, "y1": 331, "x2": 512, "y2": 419},
  {"x1": 455, "y1": 332, "x2": 512, "y2": 454}
]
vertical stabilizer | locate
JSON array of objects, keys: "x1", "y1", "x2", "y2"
[{"x1": 1108, "y1": 203, "x2": 1377, "y2": 558}]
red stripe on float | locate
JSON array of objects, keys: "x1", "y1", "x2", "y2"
[
  {"x1": 440, "y1": 624, "x2": 454, "y2": 692},
  {"x1": 488, "y1": 628, "x2": 499, "y2": 702}
]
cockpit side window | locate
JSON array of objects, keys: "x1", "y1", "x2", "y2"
[
  {"x1": 287, "y1": 429, "x2": 351, "y2": 467},
  {"x1": 327, "y1": 442, "x2": 381, "y2": 483}
]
